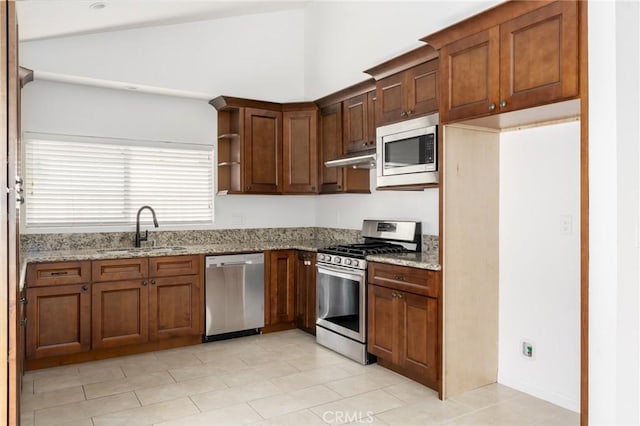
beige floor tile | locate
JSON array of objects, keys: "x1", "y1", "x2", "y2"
[
  {"x1": 325, "y1": 367, "x2": 408, "y2": 397},
  {"x1": 34, "y1": 366, "x2": 125, "y2": 393},
  {"x1": 135, "y1": 374, "x2": 228, "y2": 405},
  {"x1": 347, "y1": 415, "x2": 391, "y2": 426},
  {"x1": 376, "y1": 397, "x2": 473, "y2": 425},
  {"x1": 153, "y1": 350, "x2": 203, "y2": 368},
  {"x1": 83, "y1": 371, "x2": 174, "y2": 399},
  {"x1": 24, "y1": 365, "x2": 79, "y2": 381},
  {"x1": 167, "y1": 360, "x2": 239, "y2": 382},
  {"x1": 249, "y1": 384, "x2": 342, "y2": 419},
  {"x1": 155, "y1": 402, "x2": 263, "y2": 426},
  {"x1": 310, "y1": 389, "x2": 405, "y2": 426},
  {"x1": 34, "y1": 392, "x2": 140, "y2": 426},
  {"x1": 270, "y1": 365, "x2": 354, "y2": 392},
  {"x1": 194, "y1": 349, "x2": 252, "y2": 368},
  {"x1": 249, "y1": 409, "x2": 327, "y2": 426},
  {"x1": 22, "y1": 377, "x2": 35, "y2": 396},
  {"x1": 190, "y1": 380, "x2": 283, "y2": 412},
  {"x1": 21, "y1": 384, "x2": 86, "y2": 413},
  {"x1": 533, "y1": 409, "x2": 580, "y2": 425},
  {"x1": 451, "y1": 383, "x2": 525, "y2": 410},
  {"x1": 285, "y1": 351, "x2": 351, "y2": 371},
  {"x1": 20, "y1": 410, "x2": 35, "y2": 426},
  {"x1": 220, "y1": 361, "x2": 299, "y2": 387},
  {"x1": 383, "y1": 379, "x2": 439, "y2": 404},
  {"x1": 92, "y1": 397, "x2": 199, "y2": 426}
]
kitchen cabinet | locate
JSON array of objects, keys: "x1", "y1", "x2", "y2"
[
  {"x1": 148, "y1": 255, "x2": 203, "y2": 340},
  {"x1": 365, "y1": 45, "x2": 439, "y2": 127},
  {"x1": 283, "y1": 104, "x2": 319, "y2": 194},
  {"x1": 343, "y1": 90, "x2": 377, "y2": 153},
  {"x1": 319, "y1": 103, "x2": 344, "y2": 193},
  {"x1": 434, "y1": 1, "x2": 578, "y2": 123},
  {"x1": 295, "y1": 251, "x2": 316, "y2": 335},
  {"x1": 265, "y1": 250, "x2": 296, "y2": 329},
  {"x1": 211, "y1": 96, "x2": 320, "y2": 195},
  {"x1": 367, "y1": 262, "x2": 440, "y2": 391},
  {"x1": 92, "y1": 258, "x2": 150, "y2": 349},
  {"x1": 25, "y1": 261, "x2": 92, "y2": 359}
]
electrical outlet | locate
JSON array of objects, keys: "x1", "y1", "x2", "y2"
[
  {"x1": 522, "y1": 341, "x2": 534, "y2": 359},
  {"x1": 560, "y1": 215, "x2": 573, "y2": 235}
]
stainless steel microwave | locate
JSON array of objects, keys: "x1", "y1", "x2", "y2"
[{"x1": 376, "y1": 113, "x2": 439, "y2": 187}]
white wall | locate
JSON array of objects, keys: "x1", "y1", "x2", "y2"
[
  {"x1": 498, "y1": 121, "x2": 580, "y2": 412},
  {"x1": 19, "y1": 9, "x2": 306, "y2": 102},
  {"x1": 303, "y1": 1, "x2": 501, "y2": 99},
  {"x1": 589, "y1": 0, "x2": 640, "y2": 424}
]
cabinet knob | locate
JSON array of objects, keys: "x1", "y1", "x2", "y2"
[
  {"x1": 394, "y1": 274, "x2": 405, "y2": 281},
  {"x1": 16, "y1": 194, "x2": 25, "y2": 204},
  {"x1": 142, "y1": 280, "x2": 148, "y2": 286},
  {"x1": 406, "y1": 110, "x2": 414, "y2": 116},
  {"x1": 150, "y1": 279, "x2": 156, "y2": 285},
  {"x1": 81, "y1": 285, "x2": 89, "y2": 292},
  {"x1": 488, "y1": 103, "x2": 496, "y2": 111},
  {"x1": 246, "y1": 186, "x2": 251, "y2": 191},
  {"x1": 400, "y1": 111, "x2": 407, "y2": 117},
  {"x1": 311, "y1": 186, "x2": 315, "y2": 191},
  {"x1": 397, "y1": 293, "x2": 403, "y2": 299},
  {"x1": 499, "y1": 100, "x2": 507, "y2": 108}
]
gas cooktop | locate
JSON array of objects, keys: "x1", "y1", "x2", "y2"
[{"x1": 318, "y1": 242, "x2": 408, "y2": 258}]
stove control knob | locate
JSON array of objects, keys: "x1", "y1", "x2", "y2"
[
  {"x1": 318, "y1": 254, "x2": 325, "y2": 261},
  {"x1": 326, "y1": 255, "x2": 332, "y2": 262},
  {"x1": 352, "y1": 260, "x2": 359, "y2": 267},
  {"x1": 335, "y1": 257, "x2": 341, "y2": 264},
  {"x1": 344, "y1": 259, "x2": 351, "y2": 266}
]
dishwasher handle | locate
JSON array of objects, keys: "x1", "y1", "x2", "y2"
[{"x1": 206, "y1": 253, "x2": 264, "y2": 268}]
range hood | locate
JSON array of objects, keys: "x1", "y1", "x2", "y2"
[{"x1": 324, "y1": 149, "x2": 376, "y2": 169}]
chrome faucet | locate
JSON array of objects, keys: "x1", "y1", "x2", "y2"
[{"x1": 135, "y1": 205, "x2": 159, "y2": 248}]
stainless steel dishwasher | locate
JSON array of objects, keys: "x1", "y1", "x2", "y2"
[{"x1": 204, "y1": 253, "x2": 265, "y2": 342}]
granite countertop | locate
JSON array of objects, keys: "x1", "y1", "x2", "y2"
[{"x1": 366, "y1": 252, "x2": 441, "y2": 271}]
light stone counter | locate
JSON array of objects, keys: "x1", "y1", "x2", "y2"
[{"x1": 366, "y1": 252, "x2": 441, "y2": 271}]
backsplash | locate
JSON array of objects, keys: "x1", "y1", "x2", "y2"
[{"x1": 21, "y1": 227, "x2": 438, "y2": 256}]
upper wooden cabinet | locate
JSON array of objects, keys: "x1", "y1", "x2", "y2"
[
  {"x1": 283, "y1": 104, "x2": 319, "y2": 194},
  {"x1": 211, "y1": 96, "x2": 319, "y2": 195},
  {"x1": 343, "y1": 90, "x2": 376, "y2": 153},
  {"x1": 426, "y1": 1, "x2": 579, "y2": 123},
  {"x1": 365, "y1": 45, "x2": 439, "y2": 127}
]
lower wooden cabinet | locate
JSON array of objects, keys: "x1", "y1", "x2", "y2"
[
  {"x1": 149, "y1": 275, "x2": 202, "y2": 340},
  {"x1": 367, "y1": 263, "x2": 440, "y2": 391},
  {"x1": 26, "y1": 283, "x2": 91, "y2": 359},
  {"x1": 92, "y1": 279, "x2": 150, "y2": 349},
  {"x1": 265, "y1": 250, "x2": 296, "y2": 328},
  {"x1": 295, "y1": 251, "x2": 316, "y2": 335}
]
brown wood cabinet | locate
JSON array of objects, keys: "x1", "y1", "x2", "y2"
[
  {"x1": 367, "y1": 262, "x2": 440, "y2": 391},
  {"x1": 435, "y1": 1, "x2": 578, "y2": 123},
  {"x1": 283, "y1": 105, "x2": 319, "y2": 194},
  {"x1": 265, "y1": 250, "x2": 296, "y2": 328},
  {"x1": 244, "y1": 108, "x2": 282, "y2": 193},
  {"x1": 26, "y1": 283, "x2": 91, "y2": 359},
  {"x1": 295, "y1": 251, "x2": 316, "y2": 335},
  {"x1": 319, "y1": 103, "x2": 344, "y2": 193},
  {"x1": 343, "y1": 90, "x2": 376, "y2": 153}
]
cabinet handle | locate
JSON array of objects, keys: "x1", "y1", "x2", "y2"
[
  {"x1": 142, "y1": 280, "x2": 148, "y2": 286},
  {"x1": 499, "y1": 100, "x2": 507, "y2": 108},
  {"x1": 394, "y1": 274, "x2": 405, "y2": 281},
  {"x1": 488, "y1": 103, "x2": 496, "y2": 111},
  {"x1": 16, "y1": 194, "x2": 25, "y2": 204},
  {"x1": 81, "y1": 285, "x2": 89, "y2": 292},
  {"x1": 246, "y1": 186, "x2": 252, "y2": 191},
  {"x1": 400, "y1": 111, "x2": 407, "y2": 117},
  {"x1": 50, "y1": 271, "x2": 69, "y2": 276},
  {"x1": 150, "y1": 279, "x2": 156, "y2": 285},
  {"x1": 20, "y1": 297, "x2": 27, "y2": 305}
]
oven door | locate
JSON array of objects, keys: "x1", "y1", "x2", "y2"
[{"x1": 316, "y1": 263, "x2": 366, "y2": 343}]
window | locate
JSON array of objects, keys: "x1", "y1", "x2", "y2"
[{"x1": 24, "y1": 133, "x2": 214, "y2": 230}]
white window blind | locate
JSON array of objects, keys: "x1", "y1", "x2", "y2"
[{"x1": 24, "y1": 133, "x2": 214, "y2": 229}]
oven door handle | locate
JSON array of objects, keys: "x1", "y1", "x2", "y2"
[{"x1": 316, "y1": 263, "x2": 366, "y2": 280}]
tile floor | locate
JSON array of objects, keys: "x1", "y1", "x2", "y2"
[{"x1": 20, "y1": 329, "x2": 579, "y2": 426}]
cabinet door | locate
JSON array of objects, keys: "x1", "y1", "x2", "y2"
[
  {"x1": 406, "y1": 60, "x2": 439, "y2": 118},
  {"x1": 295, "y1": 251, "x2": 316, "y2": 334},
  {"x1": 440, "y1": 27, "x2": 500, "y2": 123},
  {"x1": 244, "y1": 108, "x2": 282, "y2": 194},
  {"x1": 367, "y1": 90, "x2": 377, "y2": 143},
  {"x1": 399, "y1": 292, "x2": 439, "y2": 387},
  {"x1": 499, "y1": 1, "x2": 578, "y2": 112},
  {"x1": 283, "y1": 109, "x2": 318, "y2": 194},
  {"x1": 266, "y1": 250, "x2": 296, "y2": 325},
  {"x1": 376, "y1": 72, "x2": 406, "y2": 126},
  {"x1": 319, "y1": 103, "x2": 344, "y2": 193},
  {"x1": 92, "y1": 280, "x2": 149, "y2": 349},
  {"x1": 343, "y1": 93, "x2": 371, "y2": 154},
  {"x1": 367, "y1": 285, "x2": 398, "y2": 363},
  {"x1": 26, "y1": 284, "x2": 91, "y2": 359},
  {"x1": 149, "y1": 275, "x2": 201, "y2": 340}
]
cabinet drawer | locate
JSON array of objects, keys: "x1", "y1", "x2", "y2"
[
  {"x1": 92, "y1": 258, "x2": 148, "y2": 282},
  {"x1": 26, "y1": 261, "x2": 91, "y2": 287},
  {"x1": 149, "y1": 255, "x2": 201, "y2": 278},
  {"x1": 368, "y1": 262, "x2": 439, "y2": 298}
]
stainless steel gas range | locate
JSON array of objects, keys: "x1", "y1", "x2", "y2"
[{"x1": 315, "y1": 219, "x2": 422, "y2": 364}]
